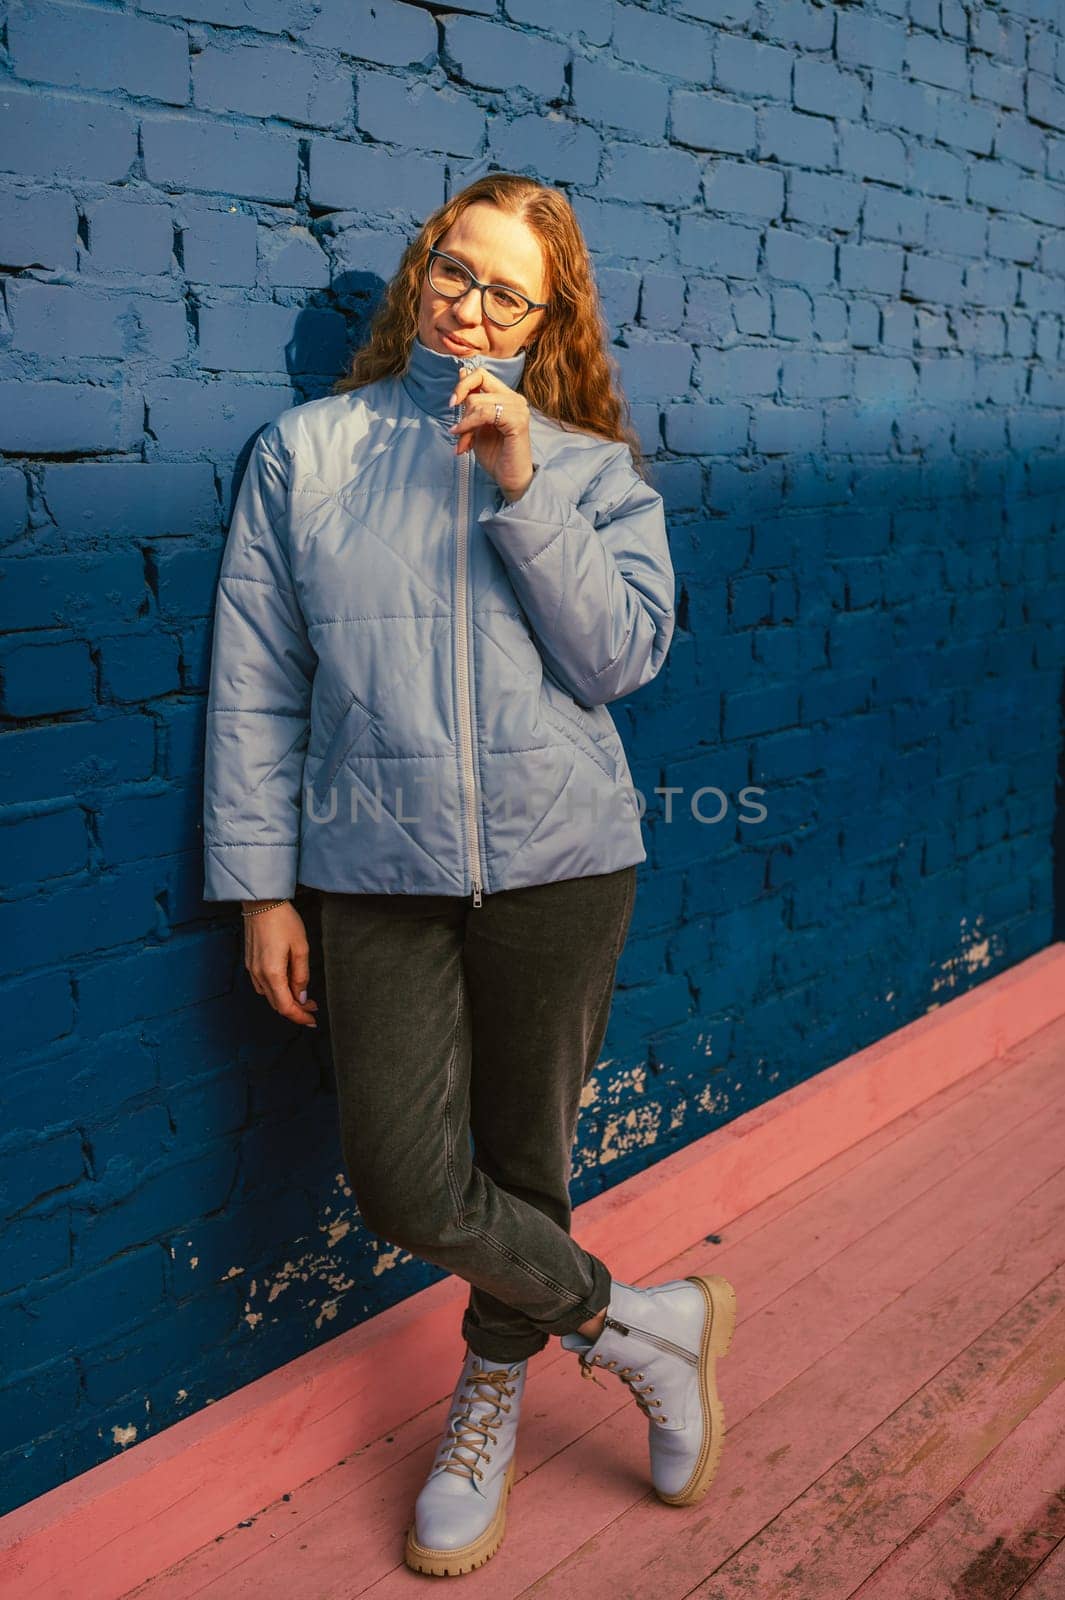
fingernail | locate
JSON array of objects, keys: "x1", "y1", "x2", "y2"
[{"x1": 299, "y1": 988, "x2": 307, "y2": 1003}]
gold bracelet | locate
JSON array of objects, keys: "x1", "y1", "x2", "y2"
[{"x1": 240, "y1": 898, "x2": 289, "y2": 918}]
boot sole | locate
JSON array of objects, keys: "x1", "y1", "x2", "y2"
[
  {"x1": 654, "y1": 1273, "x2": 737, "y2": 1508},
  {"x1": 404, "y1": 1454, "x2": 516, "y2": 1576}
]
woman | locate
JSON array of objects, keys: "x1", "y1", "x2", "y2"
[{"x1": 203, "y1": 173, "x2": 736, "y2": 1577}]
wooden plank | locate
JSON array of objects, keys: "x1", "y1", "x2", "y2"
[
  {"x1": 849, "y1": 1382, "x2": 1065, "y2": 1599},
  {"x1": 1013, "y1": 1539, "x2": 1065, "y2": 1598},
  {"x1": 693, "y1": 1287, "x2": 1065, "y2": 1597}
]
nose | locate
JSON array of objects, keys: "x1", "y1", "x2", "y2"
[{"x1": 450, "y1": 284, "x2": 483, "y2": 325}]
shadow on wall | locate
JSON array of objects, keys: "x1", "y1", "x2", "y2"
[{"x1": 223, "y1": 268, "x2": 382, "y2": 519}]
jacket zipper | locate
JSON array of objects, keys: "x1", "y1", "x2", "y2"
[
  {"x1": 454, "y1": 360, "x2": 485, "y2": 908},
  {"x1": 603, "y1": 1314, "x2": 699, "y2": 1365}
]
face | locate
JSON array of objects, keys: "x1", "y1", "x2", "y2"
[{"x1": 418, "y1": 202, "x2": 548, "y2": 360}]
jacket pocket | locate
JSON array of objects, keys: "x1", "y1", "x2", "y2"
[
  {"x1": 540, "y1": 700, "x2": 617, "y2": 783},
  {"x1": 312, "y1": 690, "x2": 375, "y2": 803}
]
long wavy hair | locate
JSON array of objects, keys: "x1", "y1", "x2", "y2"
[{"x1": 332, "y1": 173, "x2": 649, "y2": 481}]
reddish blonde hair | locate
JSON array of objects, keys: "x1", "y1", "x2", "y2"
[{"x1": 332, "y1": 173, "x2": 649, "y2": 480}]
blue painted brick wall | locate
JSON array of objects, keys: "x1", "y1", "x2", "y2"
[{"x1": 2, "y1": 0, "x2": 1064, "y2": 1514}]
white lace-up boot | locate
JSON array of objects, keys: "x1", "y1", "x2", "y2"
[
  {"x1": 560, "y1": 1274, "x2": 736, "y2": 1506},
  {"x1": 404, "y1": 1345, "x2": 528, "y2": 1576}
]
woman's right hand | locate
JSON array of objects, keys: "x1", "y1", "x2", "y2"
[{"x1": 242, "y1": 901, "x2": 320, "y2": 1028}]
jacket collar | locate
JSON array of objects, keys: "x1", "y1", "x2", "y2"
[{"x1": 401, "y1": 334, "x2": 528, "y2": 420}]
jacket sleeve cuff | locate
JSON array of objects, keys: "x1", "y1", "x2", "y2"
[{"x1": 203, "y1": 841, "x2": 300, "y2": 903}]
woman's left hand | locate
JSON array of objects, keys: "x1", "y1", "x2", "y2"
[{"x1": 447, "y1": 367, "x2": 535, "y2": 502}]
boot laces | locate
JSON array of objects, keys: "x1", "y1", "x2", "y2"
[
  {"x1": 577, "y1": 1352, "x2": 667, "y2": 1424},
  {"x1": 435, "y1": 1365, "x2": 519, "y2": 1483}
]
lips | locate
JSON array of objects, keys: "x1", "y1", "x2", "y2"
[{"x1": 442, "y1": 331, "x2": 478, "y2": 352}]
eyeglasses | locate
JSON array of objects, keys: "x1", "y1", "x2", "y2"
[{"x1": 427, "y1": 247, "x2": 548, "y2": 329}]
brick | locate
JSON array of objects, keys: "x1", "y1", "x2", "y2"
[
  {"x1": 927, "y1": 202, "x2": 987, "y2": 258},
  {"x1": 840, "y1": 124, "x2": 907, "y2": 185},
  {"x1": 714, "y1": 346, "x2": 781, "y2": 396},
  {"x1": 613, "y1": 5, "x2": 714, "y2": 82},
  {"x1": 869, "y1": 71, "x2": 938, "y2": 138},
  {"x1": 1027, "y1": 71, "x2": 1065, "y2": 133},
  {"x1": 8, "y1": 281, "x2": 184, "y2": 362},
  {"x1": 0, "y1": 188, "x2": 77, "y2": 270},
  {"x1": 994, "y1": 112, "x2": 1045, "y2": 169},
  {"x1": 765, "y1": 228, "x2": 835, "y2": 286},
  {"x1": 86, "y1": 199, "x2": 173, "y2": 275},
  {"x1": 704, "y1": 159, "x2": 784, "y2": 220},
  {"x1": 678, "y1": 215, "x2": 760, "y2": 278},
  {"x1": 715, "y1": 35, "x2": 792, "y2": 101},
  {"x1": 781, "y1": 351, "x2": 851, "y2": 398},
  {"x1": 574, "y1": 56, "x2": 669, "y2": 139},
  {"x1": 194, "y1": 41, "x2": 345, "y2": 125},
  {"x1": 732, "y1": 286, "x2": 771, "y2": 335},
  {"x1": 794, "y1": 59, "x2": 864, "y2": 121},
  {"x1": 903, "y1": 252, "x2": 964, "y2": 305},
  {"x1": 863, "y1": 188, "x2": 926, "y2": 246},
  {"x1": 9, "y1": 2, "x2": 187, "y2": 104},
  {"x1": 40, "y1": 464, "x2": 216, "y2": 541},
  {"x1": 178, "y1": 206, "x2": 258, "y2": 286},
  {"x1": 1, "y1": 640, "x2": 94, "y2": 717},
  {"x1": 144, "y1": 378, "x2": 291, "y2": 452},
  {"x1": 0, "y1": 88, "x2": 136, "y2": 181},
  {"x1": 672, "y1": 91, "x2": 756, "y2": 155},
  {"x1": 142, "y1": 116, "x2": 298, "y2": 202},
  {"x1": 98, "y1": 634, "x2": 182, "y2": 703},
  {"x1": 773, "y1": 286, "x2": 813, "y2": 341},
  {"x1": 753, "y1": 404, "x2": 823, "y2": 454},
  {"x1": 906, "y1": 33, "x2": 968, "y2": 92},
  {"x1": 307, "y1": 140, "x2": 438, "y2": 216},
  {"x1": 357, "y1": 72, "x2": 484, "y2": 156},
  {"x1": 909, "y1": 144, "x2": 967, "y2": 201},
  {"x1": 602, "y1": 144, "x2": 701, "y2": 209},
  {"x1": 787, "y1": 171, "x2": 862, "y2": 232},
  {"x1": 972, "y1": 58, "x2": 1025, "y2": 111},
  {"x1": 309, "y1": 0, "x2": 438, "y2": 63},
  {"x1": 836, "y1": 11, "x2": 906, "y2": 73},
  {"x1": 0, "y1": 381, "x2": 123, "y2": 453},
  {"x1": 196, "y1": 301, "x2": 303, "y2": 372},
  {"x1": 758, "y1": 107, "x2": 835, "y2": 168},
  {"x1": 664, "y1": 401, "x2": 749, "y2": 455},
  {"x1": 758, "y1": 0, "x2": 833, "y2": 51},
  {"x1": 445, "y1": 16, "x2": 567, "y2": 98},
  {"x1": 839, "y1": 241, "x2": 904, "y2": 296}
]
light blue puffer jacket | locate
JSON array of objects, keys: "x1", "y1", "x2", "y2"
[{"x1": 202, "y1": 335, "x2": 675, "y2": 907}]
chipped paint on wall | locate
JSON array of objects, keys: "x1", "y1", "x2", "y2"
[
  {"x1": 372, "y1": 1241, "x2": 411, "y2": 1277},
  {"x1": 696, "y1": 1081, "x2": 732, "y2": 1119},
  {"x1": 600, "y1": 1102, "x2": 662, "y2": 1164},
  {"x1": 111, "y1": 1423, "x2": 138, "y2": 1448},
  {"x1": 929, "y1": 915, "x2": 1005, "y2": 1001}
]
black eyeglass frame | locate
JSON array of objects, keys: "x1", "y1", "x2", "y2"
[{"x1": 426, "y1": 247, "x2": 549, "y2": 328}]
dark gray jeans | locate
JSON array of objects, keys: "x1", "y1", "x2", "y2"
[{"x1": 318, "y1": 864, "x2": 637, "y2": 1362}]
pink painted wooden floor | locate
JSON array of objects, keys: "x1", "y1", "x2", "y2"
[{"x1": 123, "y1": 1012, "x2": 1065, "y2": 1600}]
